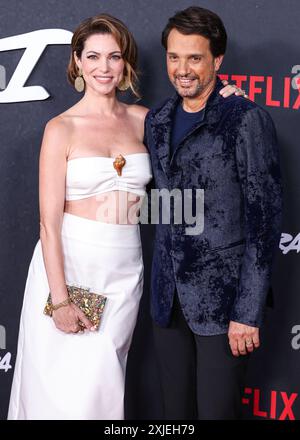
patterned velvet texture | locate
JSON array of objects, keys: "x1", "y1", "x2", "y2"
[{"x1": 145, "y1": 78, "x2": 282, "y2": 335}]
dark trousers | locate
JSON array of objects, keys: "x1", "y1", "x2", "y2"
[{"x1": 153, "y1": 293, "x2": 249, "y2": 420}]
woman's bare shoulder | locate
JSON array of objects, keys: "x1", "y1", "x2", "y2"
[
  {"x1": 125, "y1": 103, "x2": 149, "y2": 122},
  {"x1": 41, "y1": 114, "x2": 74, "y2": 161},
  {"x1": 43, "y1": 110, "x2": 77, "y2": 144},
  {"x1": 45, "y1": 114, "x2": 69, "y2": 132},
  {"x1": 46, "y1": 104, "x2": 80, "y2": 129}
]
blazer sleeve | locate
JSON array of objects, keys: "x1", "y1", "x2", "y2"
[{"x1": 230, "y1": 106, "x2": 283, "y2": 327}]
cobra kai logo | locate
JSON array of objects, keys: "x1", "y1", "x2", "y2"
[{"x1": 0, "y1": 29, "x2": 72, "y2": 103}]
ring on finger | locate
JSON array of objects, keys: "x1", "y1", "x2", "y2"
[{"x1": 73, "y1": 325, "x2": 81, "y2": 333}]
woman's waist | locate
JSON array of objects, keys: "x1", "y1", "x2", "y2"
[{"x1": 64, "y1": 190, "x2": 143, "y2": 225}]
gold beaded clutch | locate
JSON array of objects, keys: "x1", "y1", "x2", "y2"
[{"x1": 44, "y1": 284, "x2": 107, "y2": 331}]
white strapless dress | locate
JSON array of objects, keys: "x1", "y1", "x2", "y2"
[{"x1": 8, "y1": 153, "x2": 152, "y2": 420}]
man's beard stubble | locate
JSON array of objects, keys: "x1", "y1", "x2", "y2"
[{"x1": 173, "y1": 71, "x2": 215, "y2": 99}]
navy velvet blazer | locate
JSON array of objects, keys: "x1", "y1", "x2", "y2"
[{"x1": 145, "y1": 78, "x2": 282, "y2": 335}]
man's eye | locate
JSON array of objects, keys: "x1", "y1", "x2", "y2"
[
  {"x1": 191, "y1": 56, "x2": 201, "y2": 62},
  {"x1": 169, "y1": 56, "x2": 178, "y2": 61}
]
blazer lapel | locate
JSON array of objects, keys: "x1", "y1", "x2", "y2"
[
  {"x1": 149, "y1": 78, "x2": 224, "y2": 174},
  {"x1": 170, "y1": 118, "x2": 207, "y2": 167},
  {"x1": 170, "y1": 78, "x2": 224, "y2": 166},
  {"x1": 149, "y1": 93, "x2": 179, "y2": 176}
]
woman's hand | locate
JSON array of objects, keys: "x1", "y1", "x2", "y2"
[
  {"x1": 220, "y1": 79, "x2": 248, "y2": 98},
  {"x1": 52, "y1": 302, "x2": 95, "y2": 334}
]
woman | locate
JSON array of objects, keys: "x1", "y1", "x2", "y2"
[{"x1": 8, "y1": 14, "x2": 244, "y2": 420}]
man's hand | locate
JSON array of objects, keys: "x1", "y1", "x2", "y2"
[
  {"x1": 228, "y1": 321, "x2": 260, "y2": 356},
  {"x1": 220, "y1": 79, "x2": 248, "y2": 98}
]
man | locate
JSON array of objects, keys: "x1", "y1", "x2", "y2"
[{"x1": 145, "y1": 6, "x2": 282, "y2": 419}]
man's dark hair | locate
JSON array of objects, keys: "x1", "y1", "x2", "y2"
[{"x1": 161, "y1": 6, "x2": 227, "y2": 57}]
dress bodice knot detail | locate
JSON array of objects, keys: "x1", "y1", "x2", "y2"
[{"x1": 65, "y1": 152, "x2": 152, "y2": 201}]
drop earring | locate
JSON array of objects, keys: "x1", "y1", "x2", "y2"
[
  {"x1": 75, "y1": 68, "x2": 85, "y2": 92},
  {"x1": 117, "y1": 75, "x2": 130, "y2": 91}
]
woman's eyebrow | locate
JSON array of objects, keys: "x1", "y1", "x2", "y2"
[{"x1": 86, "y1": 50, "x2": 122, "y2": 55}]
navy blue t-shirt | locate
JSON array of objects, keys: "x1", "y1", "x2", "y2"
[{"x1": 170, "y1": 102, "x2": 205, "y2": 158}]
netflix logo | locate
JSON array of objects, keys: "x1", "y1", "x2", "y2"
[
  {"x1": 242, "y1": 387, "x2": 298, "y2": 420},
  {"x1": 219, "y1": 67, "x2": 300, "y2": 110}
]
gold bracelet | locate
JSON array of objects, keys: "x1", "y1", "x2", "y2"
[{"x1": 51, "y1": 298, "x2": 72, "y2": 312}]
